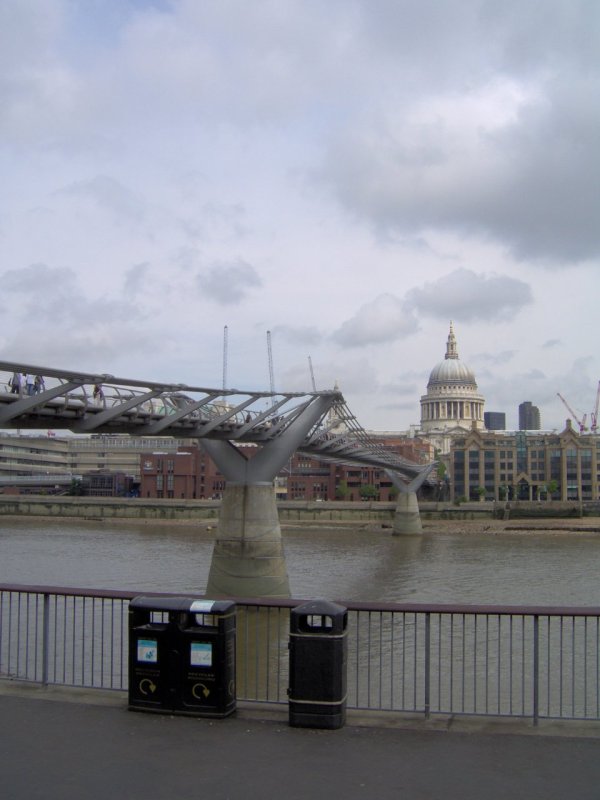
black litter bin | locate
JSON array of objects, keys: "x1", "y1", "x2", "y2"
[
  {"x1": 288, "y1": 599, "x2": 348, "y2": 729},
  {"x1": 129, "y1": 596, "x2": 236, "y2": 718}
]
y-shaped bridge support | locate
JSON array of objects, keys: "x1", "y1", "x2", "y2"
[
  {"x1": 387, "y1": 465, "x2": 435, "y2": 535},
  {"x1": 201, "y1": 395, "x2": 335, "y2": 597}
]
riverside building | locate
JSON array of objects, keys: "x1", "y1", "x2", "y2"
[{"x1": 450, "y1": 420, "x2": 600, "y2": 502}]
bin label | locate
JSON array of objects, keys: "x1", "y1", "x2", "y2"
[
  {"x1": 137, "y1": 638, "x2": 158, "y2": 663},
  {"x1": 190, "y1": 642, "x2": 212, "y2": 667},
  {"x1": 190, "y1": 600, "x2": 215, "y2": 613}
]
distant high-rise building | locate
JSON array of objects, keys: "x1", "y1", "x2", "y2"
[
  {"x1": 519, "y1": 401, "x2": 541, "y2": 430},
  {"x1": 484, "y1": 412, "x2": 506, "y2": 430}
]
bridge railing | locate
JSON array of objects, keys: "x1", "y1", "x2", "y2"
[{"x1": 1, "y1": 584, "x2": 598, "y2": 723}]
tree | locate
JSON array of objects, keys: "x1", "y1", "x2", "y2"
[
  {"x1": 335, "y1": 480, "x2": 350, "y2": 500},
  {"x1": 359, "y1": 484, "x2": 378, "y2": 500},
  {"x1": 546, "y1": 479, "x2": 559, "y2": 500}
]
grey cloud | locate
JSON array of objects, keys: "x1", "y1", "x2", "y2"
[
  {"x1": 406, "y1": 269, "x2": 532, "y2": 322},
  {"x1": 380, "y1": 381, "x2": 419, "y2": 398},
  {"x1": 319, "y1": 3, "x2": 600, "y2": 265},
  {"x1": 123, "y1": 262, "x2": 150, "y2": 298},
  {"x1": 3, "y1": 262, "x2": 74, "y2": 293},
  {"x1": 1, "y1": 262, "x2": 142, "y2": 326},
  {"x1": 471, "y1": 350, "x2": 517, "y2": 366},
  {"x1": 271, "y1": 325, "x2": 323, "y2": 347},
  {"x1": 542, "y1": 339, "x2": 561, "y2": 349},
  {"x1": 56, "y1": 176, "x2": 146, "y2": 223},
  {"x1": 332, "y1": 294, "x2": 419, "y2": 347},
  {"x1": 196, "y1": 259, "x2": 262, "y2": 305}
]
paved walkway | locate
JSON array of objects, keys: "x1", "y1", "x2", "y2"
[{"x1": 2, "y1": 685, "x2": 600, "y2": 800}]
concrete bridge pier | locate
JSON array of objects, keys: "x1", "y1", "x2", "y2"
[
  {"x1": 393, "y1": 491, "x2": 423, "y2": 535},
  {"x1": 201, "y1": 394, "x2": 335, "y2": 598},
  {"x1": 206, "y1": 482, "x2": 290, "y2": 597},
  {"x1": 387, "y1": 464, "x2": 436, "y2": 536}
]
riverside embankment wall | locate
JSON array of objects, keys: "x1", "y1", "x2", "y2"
[{"x1": 0, "y1": 496, "x2": 597, "y2": 523}]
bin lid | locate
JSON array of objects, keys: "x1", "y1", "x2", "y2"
[
  {"x1": 130, "y1": 596, "x2": 235, "y2": 615},
  {"x1": 291, "y1": 599, "x2": 347, "y2": 617},
  {"x1": 290, "y1": 599, "x2": 348, "y2": 634}
]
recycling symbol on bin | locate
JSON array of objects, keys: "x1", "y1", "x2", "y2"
[
  {"x1": 192, "y1": 683, "x2": 211, "y2": 700},
  {"x1": 139, "y1": 678, "x2": 157, "y2": 695}
]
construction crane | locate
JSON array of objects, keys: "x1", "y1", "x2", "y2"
[
  {"x1": 266, "y1": 330, "x2": 275, "y2": 403},
  {"x1": 308, "y1": 355, "x2": 317, "y2": 392},
  {"x1": 222, "y1": 325, "x2": 228, "y2": 391},
  {"x1": 591, "y1": 381, "x2": 600, "y2": 433},
  {"x1": 557, "y1": 392, "x2": 588, "y2": 432}
]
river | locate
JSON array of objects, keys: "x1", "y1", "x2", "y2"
[{"x1": 1, "y1": 517, "x2": 599, "y2": 606}]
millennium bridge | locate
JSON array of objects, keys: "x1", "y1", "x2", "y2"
[{"x1": 0, "y1": 360, "x2": 433, "y2": 597}]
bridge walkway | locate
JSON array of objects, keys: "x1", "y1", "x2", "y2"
[{"x1": 1, "y1": 684, "x2": 599, "y2": 800}]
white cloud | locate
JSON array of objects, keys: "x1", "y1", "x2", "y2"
[
  {"x1": 333, "y1": 295, "x2": 419, "y2": 347},
  {"x1": 196, "y1": 260, "x2": 262, "y2": 305},
  {"x1": 406, "y1": 269, "x2": 533, "y2": 322}
]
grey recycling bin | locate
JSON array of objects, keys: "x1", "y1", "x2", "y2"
[
  {"x1": 288, "y1": 599, "x2": 348, "y2": 729},
  {"x1": 129, "y1": 596, "x2": 236, "y2": 718}
]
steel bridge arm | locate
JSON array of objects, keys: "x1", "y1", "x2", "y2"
[
  {"x1": 70, "y1": 390, "x2": 165, "y2": 433},
  {"x1": 0, "y1": 382, "x2": 84, "y2": 424}
]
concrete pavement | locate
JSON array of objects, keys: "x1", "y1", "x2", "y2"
[{"x1": 1, "y1": 683, "x2": 600, "y2": 800}]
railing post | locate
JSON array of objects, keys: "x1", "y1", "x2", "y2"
[
  {"x1": 532, "y1": 614, "x2": 539, "y2": 726},
  {"x1": 424, "y1": 612, "x2": 431, "y2": 719},
  {"x1": 42, "y1": 593, "x2": 50, "y2": 687}
]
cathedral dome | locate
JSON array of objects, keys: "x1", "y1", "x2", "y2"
[{"x1": 428, "y1": 358, "x2": 476, "y2": 387}]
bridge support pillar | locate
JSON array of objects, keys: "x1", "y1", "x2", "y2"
[
  {"x1": 393, "y1": 491, "x2": 423, "y2": 536},
  {"x1": 201, "y1": 394, "x2": 335, "y2": 598},
  {"x1": 387, "y1": 464, "x2": 436, "y2": 537},
  {"x1": 206, "y1": 482, "x2": 290, "y2": 597}
]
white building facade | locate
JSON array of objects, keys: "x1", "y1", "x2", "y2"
[{"x1": 419, "y1": 323, "x2": 485, "y2": 454}]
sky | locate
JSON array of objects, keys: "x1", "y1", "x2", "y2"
[{"x1": 1, "y1": 0, "x2": 599, "y2": 433}]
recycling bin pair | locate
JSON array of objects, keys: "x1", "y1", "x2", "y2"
[{"x1": 128, "y1": 596, "x2": 236, "y2": 718}]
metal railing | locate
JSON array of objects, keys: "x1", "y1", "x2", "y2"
[{"x1": 1, "y1": 583, "x2": 599, "y2": 723}]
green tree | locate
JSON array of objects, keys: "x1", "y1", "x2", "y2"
[
  {"x1": 359, "y1": 484, "x2": 378, "y2": 500},
  {"x1": 335, "y1": 480, "x2": 350, "y2": 500}
]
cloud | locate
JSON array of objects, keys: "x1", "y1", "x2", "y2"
[
  {"x1": 318, "y1": 3, "x2": 600, "y2": 265},
  {"x1": 332, "y1": 294, "x2": 419, "y2": 347},
  {"x1": 406, "y1": 269, "x2": 532, "y2": 322},
  {"x1": 271, "y1": 324, "x2": 324, "y2": 346},
  {"x1": 471, "y1": 350, "x2": 517, "y2": 366},
  {"x1": 123, "y1": 262, "x2": 151, "y2": 298},
  {"x1": 3, "y1": 262, "x2": 73, "y2": 294},
  {"x1": 56, "y1": 175, "x2": 146, "y2": 224},
  {"x1": 542, "y1": 338, "x2": 561, "y2": 349},
  {"x1": 196, "y1": 259, "x2": 262, "y2": 304}
]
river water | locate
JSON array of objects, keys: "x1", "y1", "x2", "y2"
[{"x1": 1, "y1": 518, "x2": 599, "y2": 606}]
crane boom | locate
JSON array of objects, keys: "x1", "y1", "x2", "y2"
[
  {"x1": 222, "y1": 325, "x2": 228, "y2": 391},
  {"x1": 266, "y1": 330, "x2": 275, "y2": 395},
  {"x1": 592, "y1": 381, "x2": 600, "y2": 433},
  {"x1": 308, "y1": 355, "x2": 317, "y2": 392},
  {"x1": 557, "y1": 392, "x2": 587, "y2": 432}
]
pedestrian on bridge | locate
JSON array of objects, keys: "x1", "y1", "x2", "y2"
[
  {"x1": 10, "y1": 373, "x2": 21, "y2": 394},
  {"x1": 93, "y1": 384, "x2": 104, "y2": 405},
  {"x1": 25, "y1": 374, "x2": 35, "y2": 396}
]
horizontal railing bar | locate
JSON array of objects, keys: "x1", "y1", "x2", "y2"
[{"x1": 1, "y1": 584, "x2": 599, "y2": 618}]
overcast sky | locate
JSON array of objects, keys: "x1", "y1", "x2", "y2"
[{"x1": 1, "y1": 0, "x2": 599, "y2": 432}]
